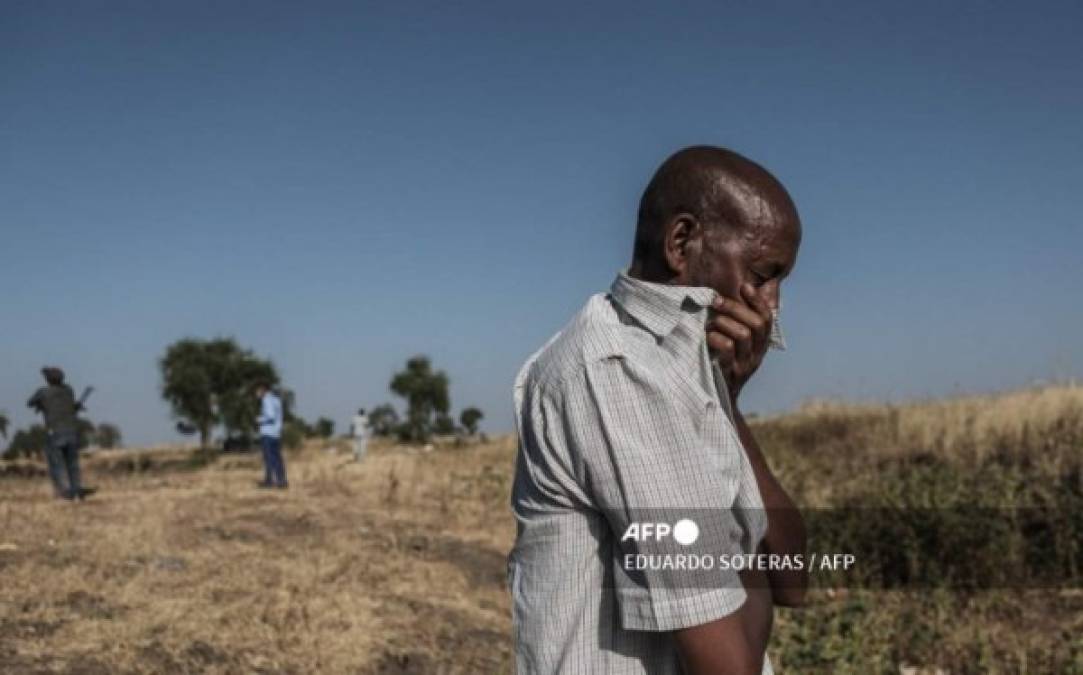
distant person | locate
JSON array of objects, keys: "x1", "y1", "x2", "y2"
[
  {"x1": 351, "y1": 408, "x2": 370, "y2": 462},
  {"x1": 27, "y1": 367, "x2": 86, "y2": 500},
  {"x1": 508, "y1": 146, "x2": 808, "y2": 674},
  {"x1": 255, "y1": 383, "x2": 287, "y2": 489}
]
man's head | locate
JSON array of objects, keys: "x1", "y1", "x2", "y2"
[
  {"x1": 630, "y1": 145, "x2": 802, "y2": 309},
  {"x1": 358, "y1": 408, "x2": 366, "y2": 416},
  {"x1": 255, "y1": 382, "x2": 269, "y2": 399},
  {"x1": 41, "y1": 367, "x2": 64, "y2": 386}
]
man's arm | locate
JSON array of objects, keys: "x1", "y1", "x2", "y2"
[
  {"x1": 733, "y1": 407, "x2": 808, "y2": 606},
  {"x1": 708, "y1": 283, "x2": 809, "y2": 606},
  {"x1": 27, "y1": 389, "x2": 42, "y2": 411},
  {"x1": 673, "y1": 588, "x2": 765, "y2": 675},
  {"x1": 256, "y1": 396, "x2": 271, "y2": 427},
  {"x1": 673, "y1": 567, "x2": 774, "y2": 675},
  {"x1": 669, "y1": 412, "x2": 795, "y2": 671},
  {"x1": 566, "y1": 359, "x2": 772, "y2": 672}
]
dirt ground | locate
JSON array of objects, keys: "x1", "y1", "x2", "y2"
[{"x1": 0, "y1": 437, "x2": 516, "y2": 674}]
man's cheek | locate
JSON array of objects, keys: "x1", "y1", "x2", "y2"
[{"x1": 708, "y1": 262, "x2": 741, "y2": 298}]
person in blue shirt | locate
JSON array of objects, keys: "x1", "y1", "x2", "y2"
[{"x1": 255, "y1": 382, "x2": 287, "y2": 489}]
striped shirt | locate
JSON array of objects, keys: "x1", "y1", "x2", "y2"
[{"x1": 508, "y1": 272, "x2": 772, "y2": 674}]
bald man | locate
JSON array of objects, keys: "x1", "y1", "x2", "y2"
[{"x1": 508, "y1": 146, "x2": 806, "y2": 674}]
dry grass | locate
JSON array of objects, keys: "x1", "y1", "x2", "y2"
[
  {"x1": 2, "y1": 384, "x2": 1081, "y2": 673},
  {"x1": 0, "y1": 437, "x2": 516, "y2": 674},
  {"x1": 788, "y1": 382, "x2": 1083, "y2": 464}
]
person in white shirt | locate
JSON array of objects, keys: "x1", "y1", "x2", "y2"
[
  {"x1": 351, "y1": 408, "x2": 370, "y2": 462},
  {"x1": 255, "y1": 383, "x2": 287, "y2": 488}
]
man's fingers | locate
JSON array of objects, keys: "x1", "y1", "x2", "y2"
[
  {"x1": 708, "y1": 315, "x2": 753, "y2": 362},
  {"x1": 706, "y1": 332, "x2": 735, "y2": 363},
  {"x1": 713, "y1": 293, "x2": 768, "y2": 353},
  {"x1": 714, "y1": 295, "x2": 764, "y2": 327},
  {"x1": 741, "y1": 282, "x2": 773, "y2": 318}
]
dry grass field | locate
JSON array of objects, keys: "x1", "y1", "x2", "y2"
[
  {"x1": 2, "y1": 384, "x2": 1081, "y2": 674},
  {"x1": 0, "y1": 437, "x2": 516, "y2": 674}
]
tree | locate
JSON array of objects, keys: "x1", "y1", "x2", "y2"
[
  {"x1": 313, "y1": 417, "x2": 335, "y2": 439},
  {"x1": 460, "y1": 407, "x2": 484, "y2": 436},
  {"x1": 434, "y1": 414, "x2": 457, "y2": 436},
  {"x1": 0, "y1": 411, "x2": 8, "y2": 440},
  {"x1": 276, "y1": 388, "x2": 309, "y2": 450},
  {"x1": 281, "y1": 420, "x2": 306, "y2": 450},
  {"x1": 77, "y1": 419, "x2": 95, "y2": 449},
  {"x1": 95, "y1": 423, "x2": 122, "y2": 449},
  {"x1": 368, "y1": 404, "x2": 399, "y2": 437},
  {"x1": 390, "y1": 356, "x2": 449, "y2": 443},
  {"x1": 5, "y1": 424, "x2": 48, "y2": 459},
  {"x1": 159, "y1": 337, "x2": 280, "y2": 450}
]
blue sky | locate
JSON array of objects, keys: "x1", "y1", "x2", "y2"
[{"x1": 2, "y1": 1, "x2": 1081, "y2": 446}]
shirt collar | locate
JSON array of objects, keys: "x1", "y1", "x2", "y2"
[{"x1": 609, "y1": 271, "x2": 718, "y2": 339}]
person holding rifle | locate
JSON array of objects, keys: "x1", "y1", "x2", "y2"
[{"x1": 27, "y1": 367, "x2": 90, "y2": 501}]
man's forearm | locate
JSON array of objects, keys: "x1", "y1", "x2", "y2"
[{"x1": 733, "y1": 408, "x2": 808, "y2": 605}]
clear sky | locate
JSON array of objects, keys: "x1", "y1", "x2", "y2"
[{"x1": 3, "y1": 1, "x2": 1081, "y2": 446}]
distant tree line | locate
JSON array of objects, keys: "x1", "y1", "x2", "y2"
[
  {"x1": 367, "y1": 355, "x2": 484, "y2": 444},
  {"x1": 3, "y1": 419, "x2": 123, "y2": 459},
  {"x1": 4, "y1": 344, "x2": 483, "y2": 459}
]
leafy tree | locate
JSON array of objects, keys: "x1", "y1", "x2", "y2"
[
  {"x1": 273, "y1": 388, "x2": 305, "y2": 449},
  {"x1": 390, "y1": 356, "x2": 449, "y2": 443},
  {"x1": 434, "y1": 414, "x2": 457, "y2": 436},
  {"x1": 159, "y1": 337, "x2": 279, "y2": 449},
  {"x1": 281, "y1": 421, "x2": 306, "y2": 450},
  {"x1": 0, "y1": 411, "x2": 8, "y2": 440},
  {"x1": 313, "y1": 417, "x2": 335, "y2": 439},
  {"x1": 368, "y1": 404, "x2": 400, "y2": 437},
  {"x1": 77, "y1": 419, "x2": 95, "y2": 448},
  {"x1": 95, "y1": 423, "x2": 122, "y2": 449},
  {"x1": 5, "y1": 424, "x2": 48, "y2": 459},
  {"x1": 460, "y1": 407, "x2": 484, "y2": 435}
]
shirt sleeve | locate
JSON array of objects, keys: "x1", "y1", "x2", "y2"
[{"x1": 557, "y1": 356, "x2": 750, "y2": 632}]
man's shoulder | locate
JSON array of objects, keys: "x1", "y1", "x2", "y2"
[{"x1": 516, "y1": 292, "x2": 633, "y2": 397}]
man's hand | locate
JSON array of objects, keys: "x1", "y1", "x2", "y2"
[{"x1": 707, "y1": 283, "x2": 773, "y2": 398}]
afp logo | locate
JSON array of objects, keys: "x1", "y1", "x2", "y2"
[{"x1": 621, "y1": 518, "x2": 700, "y2": 546}]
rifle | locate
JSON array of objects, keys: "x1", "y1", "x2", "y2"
[{"x1": 76, "y1": 386, "x2": 94, "y2": 411}]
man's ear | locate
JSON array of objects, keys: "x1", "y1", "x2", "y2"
[{"x1": 663, "y1": 214, "x2": 703, "y2": 283}]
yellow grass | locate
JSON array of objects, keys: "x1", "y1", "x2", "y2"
[
  {"x1": 792, "y1": 382, "x2": 1083, "y2": 461},
  {"x1": 0, "y1": 437, "x2": 517, "y2": 673},
  {"x1": 2, "y1": 384, "x2": 1080, "y2": 673}
]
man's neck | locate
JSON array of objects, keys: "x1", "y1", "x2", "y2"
[{"x1": 626, "y1": 258, "x2": 677, "y2": 285}]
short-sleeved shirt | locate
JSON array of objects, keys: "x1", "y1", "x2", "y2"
[
  {"x1": 258, "y1": 392, "x2": 283, "y2": 438},
  {"x1": 507, "y1": 272, "x2": 771, "y2": 675},
  {"x1": 28, "y1": 384, "x2": 79, "y2": 435}
]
